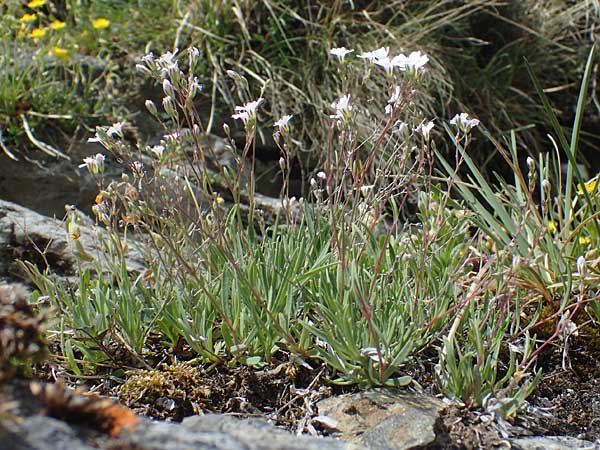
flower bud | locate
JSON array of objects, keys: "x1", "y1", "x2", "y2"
[
  {"x1": 145, "y1": 99, "x2": 158, "y2": 116},
  {"x1": 188, "y1": 46, "x2": 199, "y2": 68},
  {"x1": 526, "y1": 157, "x2": 535, "y2": 172},
  {"x1": 135, "y1": 64, "x2": 152, "y2": 76},
  {"x1": 162, "y1": 96, "x2": 176, "y2": 118},
  {"x1": 542, "y1": 179, "x2": 551, "y2": 194},
  {"x1": 577, "y1": 255, "x2": 587, "y2": 277},
  {"x1": 163, "y1": 79, "x2": 175, "y2": 97},
  {"x1": 192, "y1": 124, "x2": 201, "y2": 137}
]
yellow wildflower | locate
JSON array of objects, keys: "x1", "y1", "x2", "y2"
[
  {"x1": 92, "y1": 18, "x2": 110, "y2": 29},
  {"x1": 68, "y1": 221, "x2": 80, "y2": 240},
  {"x1": 27, "y1": 0, "x2": 46, "y2": 7},
  {"x1": 51, "y1": 46, "x2": 69, "y2": 61},
  {"x1": 578, "y1": 175, "x2": 599, "y2": 195},
  {"x1": 19, "y1": 13, "x2": 37, "y2": 22},
  {"x1": 548, "y1": 220, "x2": 557, "y2": 233},
  {"x1": 95, "y1": 193, "x2": 104, "y2": 204},
  {"x1": 123, "y1": 214, "x2": 140, "y2": 226},
  {"x1": 49, "y1": 20, "x2": 66, "y2": 30},
  {"x1": 579, "y1": 236, "x2": 592, "y2": 246},
  {"x1": 29, "y1": 28, "x2": 46, "y2": 38},
  {"x1": 216, "y1": 196, "x2": 225, "y2": 205}
]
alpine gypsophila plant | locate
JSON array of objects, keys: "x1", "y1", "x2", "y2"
[{"x1": 19, "y1": 8, "x2": 600, "y2": 430}]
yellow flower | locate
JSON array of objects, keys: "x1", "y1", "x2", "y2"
[
  {"x1": 579, "y1": 236, "x2": 592, "y2": 246},
  {"x1": 29, "y1": 28, "x2": 46, "y2": 38},
  {"x1": 49, "y1": 20, "x2": 66, "y2": 30},
  {"x1": 68, "y1": 221, "x2": 80, "y2": 240},
  {"x1": 19, "y1": 13, "x2": 37, "y2": 22},
  {"x1": 578, "y1": 175, "x2": 599, "y2": 195},
  {"x1": 51, "y1": 46, "x2": 70, "y2": 61},
  {"x1": 27, "y1": 0, "x2": 46, "y2": 7},
  {"x1": 92, "y1": 18, "x2": 110, "y2": 29},
  {"x1": 548, "y1": 220, "x2": 557, "y2": 233}
]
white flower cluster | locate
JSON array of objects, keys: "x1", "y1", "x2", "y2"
[
  {"x1": 231, "y1": 98, "x2": 263, "y2": 124},
  {"x1": 329, "y1": 45, "x2": 429, "y2": 76}
]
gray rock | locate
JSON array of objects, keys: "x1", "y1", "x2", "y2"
[
  {"x1": 510, "y1": 436, "x2": 599, "y2": 450},
  {"x1": 0, "y1": 141, "x2": 123, "y2": 219},
  {"x1": 113, "y1": 414, "x2": 364, "y2": 450},
  {"x1": 5, "y1": 414, "x2": 364, "y2": 450},
  {"x1": 316, "y1": 389, "x2": 445, "y2": 450},
  {"x1": 0, "y1": 416, "x2": 96, "y2": 450},
  {"x1": 0, "y1": 199, "x2": 145, "y2": 283},
  {"x1": 113, "y1": 415, "x2": 364, "y2": 450}
]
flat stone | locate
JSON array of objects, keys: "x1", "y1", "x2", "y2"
[
  {"x1": 0, "y1": 416, "x2": 96, "y2": 450},
  {"x1": 511, "y1": 436, "x2": 599, "y2": 450},
  {"x1": 317, "y1": 389, "x2": 445, "y2": 450},
  {"x1": 0, "y1": 199, "x2": 145, "y2": 282},
  {"x1": 110, "y1": 414, "x2": 365, "y2": 450}
]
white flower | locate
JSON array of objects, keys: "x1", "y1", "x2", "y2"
[
  {"x1": 148, "y1": 145, "x2": 165, "y2": 159},
  {"x1": 231, "y1": 111, "x2": 250, "y2": 122},
  {"x1": 394, "y1": 121, "x2": 410, "y2": 138},
  {"x1": 373, "y1": 56, "x2": 395, "y2": 74},
  {"x1": 274, "y1": 114, "x2": 293, "y2": 130},
  {"x1": 330, "y1": 47, "x2": 354, "y2": 61},
  {"x1": 360, "y1": 185, "x2": 375, "y2": 196},
  {"x1": 415, "y1": 121, "x2": 434, "y2": 140},
  {"x1": 373, "y1": 53, "x2": 413, "y2": 75},
  {"x1": 388, "y1": 86, "x2": 401, "y2": 104},
  {"x1": 358, "y1": 47, "x2": 389, "y2": 62},
  {"x1": 232, "y1": 98, "x2": 263, "y2": 124},
  {"x1": 141, "y1": 52, "x2": 155, "y2": 64},
  {"x1": 405, "y1": 51, "x2": 429, "y2": 71},
  {"x1": 189, "y1": 77, "x2": 202, "y2": 98},
  {"x1": 385, "y1": 86, "x2": 402, "y2": 114},
  {"x1": 164, "y1": 131, "x2": 180, "y2": 142},
  {"x1": 188, "y1": 46, "x2": 199, "y2": 66},
  {"x1": 106, "y1": 122, "x2": 124, "y2": 137},
  {"x1": 450, "y1": 113, "x2": 480, "y2": 132},
  {"x1": 79, "y1": 153, "x2": 106, "y2": 175},
  {"x1": 157, "y1": 49, "x2": 178, "y2": 66},
  {"x1": 316, "y1": 171, "x2": 327, "y2": 180},
  {"x1": 244, "y1": 99, "x2": 263, "y2": 113},
  {"x1": 330, "y1": 94, "x2": 351, "y2": 121},
  {"x1": 132, "y1": 160, "x2": 144, "y2": 173}
]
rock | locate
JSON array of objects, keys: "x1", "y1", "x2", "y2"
[
  {"x1": 316, "y1": 389, "x2": 445, "y2": 450},
  {"x1": 510, "y1": 436, "x2": 599, "y2": 450},
  {"x1": 0, "y1": 199, "x2": 145, "y2": 284},
  {"x1": 0, "y1": 140, "x2": 125, "y2": 219},
  {"x1": 0, "y1": 416, "x2": 96, "y2": 450},
  {"x1": 116, "y1": 414, "x2": 364, "y2": 450},
  {"x1": 2, "y1": 413, "x2": 365, "y2": 450}
]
